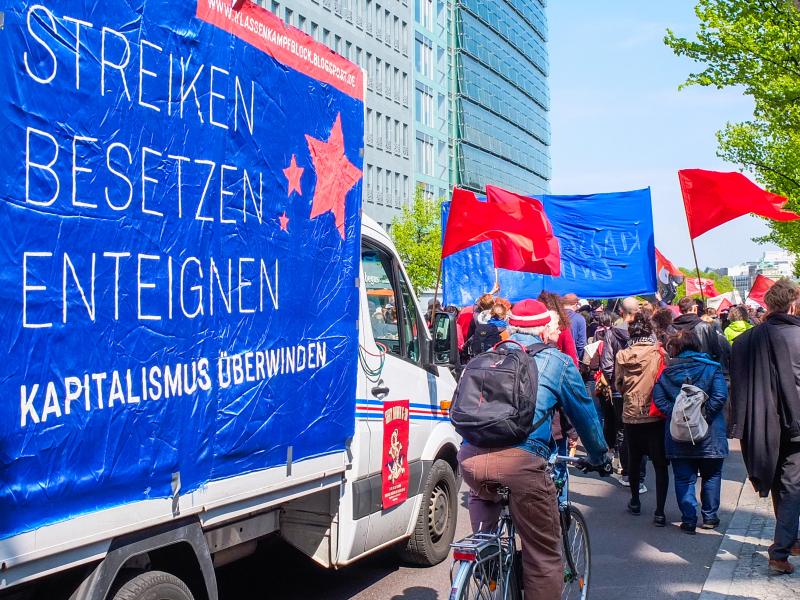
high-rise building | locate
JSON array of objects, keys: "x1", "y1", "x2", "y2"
[
  {"x1": 260, "y1": 0, "x2": 413, "y2": 229},
  {"x1": 412, "y1": 0, "x2": 450, "y2": 202},
  {"x1": 449, "y1": 0, "x2": 551, "y2": 194}
]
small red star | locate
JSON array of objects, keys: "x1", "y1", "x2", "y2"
[
  {"x1": 283, "y1": 154, "x2": 304, "y2": 196},
  {"x1": 279, "y1": 211, "x2": 289, "y2": 232},
  {"x1": 305, "y1": 113, "x2": 362, "y2": 239}
]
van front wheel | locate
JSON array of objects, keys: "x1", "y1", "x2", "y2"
[
  {"x1": 400, "y1": 459, "x2": 458, "y2": 566},
  {"x1": 111, "y1": 570, "x2": 195, "y2": 600}
]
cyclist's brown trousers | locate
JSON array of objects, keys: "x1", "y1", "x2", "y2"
[{"x1": 459, "y1": 444, "x2": 563, "y2": 600}]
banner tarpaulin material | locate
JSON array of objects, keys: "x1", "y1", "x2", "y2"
[
  {"x1": 382, "y1": 400, "x2": 410, "y2": 510},
  {"x1": 442, "y1": 189, "x2": 657, "y2": 305},
  {"x1": 0, "y1": 0, "x2": 363, "y2": 539}
]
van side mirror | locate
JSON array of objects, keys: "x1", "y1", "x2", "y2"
[{"x1": 432, "y1": 311, "x2": 460, "y2": 367}]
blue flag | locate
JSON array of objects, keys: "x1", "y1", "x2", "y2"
[{"x1": 443, "y1": 189, "x2": 657, "y2": 305}]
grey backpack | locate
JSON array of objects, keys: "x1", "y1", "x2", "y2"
[{"x1": 670, "y1": 382, "x2": 709, "y2": 444}]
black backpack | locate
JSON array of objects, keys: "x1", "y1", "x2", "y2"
[
  {"x1": 450, "y1": 341, "x2": 549, "y2": 448},
  {"x1": 470, "y1": 323, "x2": 504, "y2": 356}
]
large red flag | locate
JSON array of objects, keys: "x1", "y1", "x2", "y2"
[
  {"x1": 679, "y1": 169, "x2": 800, "y2": 239},
  {"x1": 685, "y1": 277, "x2": 719, "y2": 297},
  {"x1": 748, "y1": 274, "x2": 776, "y2": 308},
  {"x1": 442, "y1": 186, "x2": 561, "y2": 275}
]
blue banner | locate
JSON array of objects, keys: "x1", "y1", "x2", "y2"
[
  {"x1": 0, "y1": 1, "x2": 363, "y2": 538},
  {"x1": 443, "y1": 189, "x2": 657, "y2": 305}
]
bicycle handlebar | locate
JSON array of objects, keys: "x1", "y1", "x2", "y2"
[{"x1": 555, "y1": 455, "x2": 613, "y2": 477}]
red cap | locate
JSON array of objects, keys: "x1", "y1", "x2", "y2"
[{"x1": 508, "y1": 299, "x2": 552, "y2": 328}]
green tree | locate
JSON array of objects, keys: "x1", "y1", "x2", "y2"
[
  {"x1": 665, "y1": 1, "x2": 800, "y2": 273},
  {"x1": 390, "y1": 187, "x2": 442, "y2": 293},
  {"x1": 675, "y1": 268, "x2": 734, "y2": 299}
]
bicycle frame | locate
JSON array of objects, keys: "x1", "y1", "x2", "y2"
[{"x1": 450, "y1": 490, "x2": 518, "y2": 600}]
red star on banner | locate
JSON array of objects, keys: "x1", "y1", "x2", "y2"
[
  {"x1": 279, "y1": 211, "x2": 289, "y2": 232},
  {"x1": 283, "y1": 154, "x2": 304, "y2": 196},
  {"x1": 305, "y1": 113, "x2": 362, "y2": 239}
]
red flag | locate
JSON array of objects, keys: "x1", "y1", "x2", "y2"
[
  {"x1": 679, "y1": 169, "x2": 800, "y2": 239},
  {"x1": 747, "y1": 274, "x2": 776, "y2": 308},
  {"x1": 655, "y1": 248, "x2": 682, "y2": 278},
  {"x1": 685, "y1": 277, "x2": 718, "y2": 297},
  {"x1": 441, "y1": 186, "x2": 561, "y2": 276},
  {"x1": 716, "y1": 298, "x2": 733, "y2": 313}
]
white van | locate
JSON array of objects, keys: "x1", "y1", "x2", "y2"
[{"x1": 0, "y1": 216, "x2": 462, "y2": 600}]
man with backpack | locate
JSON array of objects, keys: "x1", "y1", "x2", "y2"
[
  {"x1": 731, "y1": 278, "x2": 800, "y2": 574},
  {"x1": 454, "y1": 299, "x2": 609, "y2": 599}
]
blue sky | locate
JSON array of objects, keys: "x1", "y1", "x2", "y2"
[{"x1": 547, "y1": 1, "x2": 778, "y2": 269}]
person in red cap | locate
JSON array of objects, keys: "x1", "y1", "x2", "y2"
[{"x1": 458, "y1": 298, "x2": 609, "y2": 600}]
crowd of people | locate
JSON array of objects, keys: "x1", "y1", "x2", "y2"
[{"x1": 452, "y1": 279, "x2": 800, "y2": 598}]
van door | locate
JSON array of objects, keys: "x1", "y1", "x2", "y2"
[{"x1": 358, "y1": 241, "x2": 446, "y2": 551}]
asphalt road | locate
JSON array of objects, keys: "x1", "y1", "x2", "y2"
[{"x1": 217, "y1": 443, "x2": 747, "y2": 600}]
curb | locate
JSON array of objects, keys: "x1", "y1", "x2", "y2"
[{"x1": 697, "y1": 479, "x2": 753, "y2": 600}]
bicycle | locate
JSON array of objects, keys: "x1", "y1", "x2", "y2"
[{"x1": 448, "y1": 456, "x2": 610, "y2": 600}]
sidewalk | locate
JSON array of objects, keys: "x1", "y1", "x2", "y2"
[{"x1": 699, "y1": 482, "x2": 799, "y2": 600}]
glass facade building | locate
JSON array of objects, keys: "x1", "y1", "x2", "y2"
[
  {"x1": 450, "y1": 0, "x2": 551, "y2": 194},
  {"x1": 412, "y1": 0, "x2": 450, "y2": 202}
]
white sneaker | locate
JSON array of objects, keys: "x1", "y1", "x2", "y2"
[
  {"x1": 620, "y1": 476, "x2": 630, "y2": 487},
  {"x1": 639, "y1": 482, "x2": 648, "y2": 494}
]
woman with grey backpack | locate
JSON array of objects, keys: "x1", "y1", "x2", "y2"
[{"x1": 653, "y1": 329, "x2": 729, "y2": 534}]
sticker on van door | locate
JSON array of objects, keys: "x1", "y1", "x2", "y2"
[{"x1": 382, "y1": 399, "x2": 410, "y2": 509}]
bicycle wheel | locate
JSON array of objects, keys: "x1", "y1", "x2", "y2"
[
  {"x1": 561, "y1": 505, "x2": 591, "y2": 600},
  {"x1": 449, "y1": 542, "x2": 515, "y2": 600}
]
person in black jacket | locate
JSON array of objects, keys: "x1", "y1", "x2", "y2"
[
  {"x1": 731, "y1": 279, "x2": 800, "y2": 575},
  {"x1": 673, "y1": 297, "x2": 730, "y2": 370}
]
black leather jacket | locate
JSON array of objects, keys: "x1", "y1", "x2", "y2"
[{"x1": 599, "y1": 326, "x2": 629, "y2": 395}]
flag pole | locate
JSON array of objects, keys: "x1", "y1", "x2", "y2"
[
  {"x1": 430, "y1": 259, "x2": 443, "y2": 319},
  {"x1": 689, "y1": 237, "x2": 706, "y2": 305}
]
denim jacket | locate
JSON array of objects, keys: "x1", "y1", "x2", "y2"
[
  {"x1": 509, "y1": 334, "x2": 608, "y2": 464},
  {"x1": 653, "y1": 351, "x2": 729, "y2": 459}
]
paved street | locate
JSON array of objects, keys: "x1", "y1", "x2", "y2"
[
  {"x1": 700, "y1": 482, "x2": 800, "y2": 599},
  {"x1": 217, "y1": 444, "x2": 747, "y2": 599}
]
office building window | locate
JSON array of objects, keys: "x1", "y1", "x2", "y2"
[
  {"x1": 385, "y1": 63, "x2": 391, "y2": 95},
  {"x1": 415, "y1": 84, "x2": 434, "y2": 128},
  {"x1": 297, "y1": 15, "x2": 306, "y2": 32},
  {"x1": 416, "y1": 134, "x2": 434, "y2": 176},
  {"x1": 284, "y1": 8, "x2": 293, "y2": 25},
  {"x1": 402, "y1": 21, "x2": 408, "y2": 55},
  {"x1": 417, "y1": 0, "x2": 433, "y2": 30},
  {"x1": 323, "y1": 28, "x2": 330, "y2": 45},
  {"x1": 271, "y1": 1, "x2": 280, "y2": 14},
  {"x1": 415, "y1": 35, "x2": 433, "y2": 79},
  {"x1": 384, "y1": 116, "x2": 391, "y2": 147}
]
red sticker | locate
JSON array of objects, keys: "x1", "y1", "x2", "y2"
[{"x1": 382, "y1": 399, "x2": 410, "y2": 510}]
